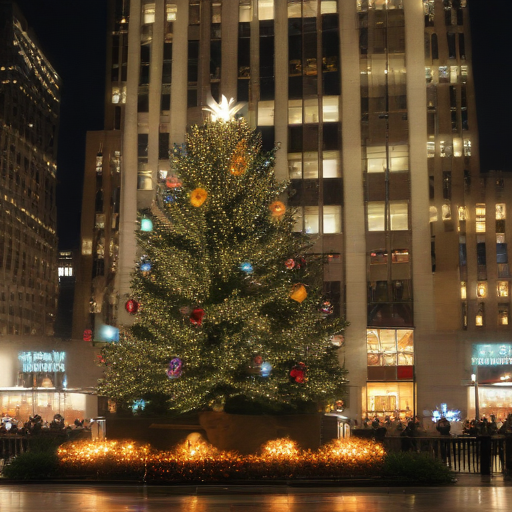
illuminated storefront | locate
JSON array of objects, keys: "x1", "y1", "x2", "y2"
[
  {"x1": 469, "y1": 343, "x2": 512, "y2": 420},
  {"x1": 364, "y1": 329, "x2": 415, "y2": 419},
  {"x1": 0, "y1": 340, "x2": 102, "y2": 425}
]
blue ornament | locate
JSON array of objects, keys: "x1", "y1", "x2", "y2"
[
  {"x1": 240, "y1": 262, "x2": 253, "y2": 274},
  {"x1": 260, "y1": 362, "x2": 272, "y2": 377},
  {"x1": 140, "y1": 262, "x2": 152, "y2": 272}
]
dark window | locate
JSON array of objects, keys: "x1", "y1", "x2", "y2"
[
  {"x1": 447, "y1": 33, "x2": 456, "y2": 59},
  {"x1": 162, "y1": 62, "x2": 172, "y2": 83},
  {"x1": 477, "y1": 242, "x2": 486, "y2": 266},
  {"x1": 497, "y1": 244, "x2": 508, "y2": 264},
  {"x1": 431, "y1": 34, "x2": 438, "y2": 60},
  {"x1": 138, "y1": 134, "x2": 148, "y2": 157},
  {"x1": 237, "y1": 80, "x2": 249, "y2": 102},
  {"x1": 323, "y1": 123, "x2": 340, "y2": 150},
  {"x1": 187, "y1": 89, "x2": 197, "y2": 108},
  {"x1": 159, "y1": 133, "x2": 169, "y2": 160},
  {"x1": 258, "y1": 126, "x2": 275, "y2": 152},
  {"x1": 459, "y1": 33, "x2": 466, "y2": 60}
]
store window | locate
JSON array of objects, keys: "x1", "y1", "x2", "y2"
[{"x1": 366, "y1": 382, "x2": 414, "y2": 420}]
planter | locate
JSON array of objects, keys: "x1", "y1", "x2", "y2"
[{"x1": 198, "y1": 411, "x2": 322, "y2": 454}]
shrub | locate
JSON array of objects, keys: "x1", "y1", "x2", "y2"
[
  {"x1": 2, "y1": 451, "x2": 60, "y2": 480},
  {"x1": 382, "y1": 452, "x2": 454, "y2": 484}
]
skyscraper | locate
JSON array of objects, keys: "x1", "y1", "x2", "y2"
[
  {"x1": 75, "y1": 0, "x2": 512, "y2": 424},
  {"x1": 0, "y1": 0, "x2": 60, "y2": 337}
]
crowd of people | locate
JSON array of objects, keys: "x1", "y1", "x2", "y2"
[{"x1": 0, "y1": 414, "x2": 91, "y2": 436}]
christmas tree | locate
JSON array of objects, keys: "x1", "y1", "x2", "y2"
[{"x1": 98, "y1": 106, "x2": 348, "y2": 415}]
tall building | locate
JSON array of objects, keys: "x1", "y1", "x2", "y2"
[
  {"x1": 0, "y1": 1, "x2": 60, "y2": 337},
  {"x1": 75, "y1": 0, "x2": 512, "y2": 425}
]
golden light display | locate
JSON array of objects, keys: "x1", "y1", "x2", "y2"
[
  {"x1": 190, "y1": 187, "x2": 208, "y2": 207},
  {"x1": 229, "y1": 139, "x2": 248, "y2": 176},
  {"x1": 98, "y1": 119, "x2": 348, "y2": 416},
  {"x1": 57, "y1": 437, "x2": 386, "y2": 482}
]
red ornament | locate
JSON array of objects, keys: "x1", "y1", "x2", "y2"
[
  {"x1": 253, "y1": 355, "x2": 263, "y2": 365},
  {"x1": 290, "y1": 362, "x2": 307, "y2": 383},
  {"x1": 190, "y1": 307, "x2": 205, "y2": 326},
  {"x1": 125, "y1": 299, "x2": 139, "y2": 314},
  {"x1": 285, "y1": 258, "x2": 295, "y2": 269},
  {"x1": 83, "y1": 329, "x2": 93, "y2": 342}
]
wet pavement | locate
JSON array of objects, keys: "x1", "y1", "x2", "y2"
[{"x1": 0, "y1": 476, "x2": 511, "y2": 512}]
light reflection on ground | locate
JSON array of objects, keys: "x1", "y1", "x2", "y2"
[{"x1": 0, "y1": 479, "x2": 510, "y2": 512}]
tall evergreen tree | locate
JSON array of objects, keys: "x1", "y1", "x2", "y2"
[{"x1": 98, "y1": 115, "x2": 348, "y2": 414}]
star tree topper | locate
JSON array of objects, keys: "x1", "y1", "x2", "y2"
[{"x1": 203, "y1": 95, "x2": 245, "y2": 122}]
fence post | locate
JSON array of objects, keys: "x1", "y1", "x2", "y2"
[
  {"x1": 479, "y1": 435, "x2": 491, "y2": 476},
  {"x1": 505, "y1": 433, "x2": 512, "y2": 475}
]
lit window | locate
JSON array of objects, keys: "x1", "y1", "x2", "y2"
[
  {"x1": 304, "y1": 206, "x2": 319, "y2": 234},
  {"x1": 392, "y1": 249, "x2": 409, "y2": 263},
  {"x1": 425, "y1": 67, "x2": 432, "y2": 83},
  {"x1": 463, "y1": 138, "x2": 471, "y2": 156},
  {"x1": 288, "y1": 100, "x2": 302, "y2": 125},
  {"x1": 239, "y1": 1, "x2": 252, "y2": 22},
  {"x1": 496, "y1": 204, "x2": 506, "y2": 220},
  {"x1": 442, "y1": 203, "x2": 451, "y2": 220},
  {"x1": 367, "y1": 202, "x2": 385, "y2": 231},
  {"x1": 497, "y1": 282, "x2": 509, "y2": 298},
  {"x1": 323, "y1": 151, "x2": 340, "y2": 178},
  {"x1": 293, "y1": 207, "x2": 303, "y2": 232},
  {"x1": 257, "y1": 101, "x2": 274, "y2": 126},
  {"x1": 460, "y1": 282, "x2": 466, "y2": 300},
  {"x1": 427, "y1": 141, "x2": 435, "y2": 158},
  {"x1": 81, "y1": 239, "x2": 93, "y2": 256},
  {"x1": 166, "y1": 3, "x2": 177, "y2": 21},
  {"x1": 322, "y1": 96, "x2": 339, "y2": 123},
  {"x1": 366, "y1": 329, "x2": 414, "y2": 367},
  {"x1": 476, "y1": 282, "x2": 487, "y2": 298},
  {"x1": 137, "y1": 163, "x2": 153, "y2": 190},
  {"x1": 475, "y1": 304, "x2": 484, "y2": 326},
  {"x1": 429, "y1": 206, "x2": 438, "y2": 223},
  {"x1": 458, "y1": 206, "x2": 468, "y2": 221},
  {"x1": 367, "y1": 145, "x2": 409, "y2": 173},
  {"x1": 304, "y1": 98, "x2": 319, "y2": 123},
  {"x1": 95, "y1": 214, "x2": 105, "y2": 229},
  {"x1": 438, "y1": 66, "x2": 449, "y2": 82},
  {"x1": 450, "y1": 66, "x2": 459, "y2": 84},
  {"x1": 321, "y1": 1, "x2": 337, "y2": 13},
  {"x1": 390, "y1": 202, "x2": 408, "y2": 231},
  {"x1": 499, "y1": 304, "x2": 509, "y2": 326},
  {"x1": 258, "y1": 0, "x2": 274, "y2": 20},
  {"x1": 288, "y1": 152, "x2": 319, "y2": 179},
  {"x1": 453, "y1": 137, "x2": 462, "y2": 157},
  {"x1": 460, "y1": 65, "x2": 468, "y2": 83},
  {"x1": 112, "y1": 87, "x2": 121, "y2": 104},
  {"x1": 58, "y1": 267, "x2": 64, "y2": 277},
  {"x1": 476, "y1": 204, "x2": 486, "y2": 232},
  {"x1": 143, "y1": 2, "x2": 156, "y2": 24},
  {"x1": 212, "y1": 2, "x2": 221, "y2": 23},
  {"x1": 323, "y1": 205, "x2": 342, "y2": 234}
]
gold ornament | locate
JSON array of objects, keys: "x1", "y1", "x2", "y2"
[
  {"x1": 289, "y1": 284, "x2": 307, "y2": 303},
  {"x1": 269, "y1": 201, "x2": 286, "y2": 217},
  {"x1": 229, "y1": 139, "x2": 248, "y2": 176},
  {"x1": 190, "y1": 188, "x2": 208, "y2": 207}
]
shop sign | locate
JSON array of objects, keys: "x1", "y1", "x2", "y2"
[
  {"x1": 471, "y1": 344, "x2": 512, "y2": 366},
  {"x1": 18, "y1": 351, "x2": 66, "y2": 373}
]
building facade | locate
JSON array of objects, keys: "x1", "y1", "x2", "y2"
[
  {"x1": 0, "y1": 1, "x2": 60, "y2": 337},
  {"x1": 75, "y1": 0, "x2": 512, "y2": 426}
]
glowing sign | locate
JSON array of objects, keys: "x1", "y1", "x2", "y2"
[
  {"x1": 471, "y1": 344, "x2": 512, "y2": 366},
  {"x1": 18, "y1": 351, "x2": 66, "y2": 373}
]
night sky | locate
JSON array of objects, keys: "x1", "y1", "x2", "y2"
[{"x1": 13, "y1": 0, "x2": 512, "y2": 250}]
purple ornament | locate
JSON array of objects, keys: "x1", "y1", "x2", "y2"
[{"x1": 167, "y1": 357, "x2": 183, "y2": 379}]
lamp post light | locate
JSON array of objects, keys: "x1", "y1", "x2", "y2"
[{"x1": 472, "y1": 369, "x2": 479, "y2": 420}]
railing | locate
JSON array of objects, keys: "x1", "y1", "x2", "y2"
[
  {"x1": 382, "y1": 435, "x2": 509, "y2": 474},
  {"x1": 0, "y1": 435, "x2": 29, "y2": 462}
]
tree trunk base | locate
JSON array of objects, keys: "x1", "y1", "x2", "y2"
[{"x1": 198, "y1": 411, "x2": 322, "y2": 455}]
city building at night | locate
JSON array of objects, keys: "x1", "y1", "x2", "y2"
[
  {"x1": 0, "y1": 1, "x2": 100, "y2": 425},
  {"x1": 74, "y1": 0, "x2": 511, "y2": 427}
]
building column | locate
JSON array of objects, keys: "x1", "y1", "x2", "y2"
[
  {"x1": 340, "y1": 0, "x2": 367, "y2": 421},
  {"x1": 117, "y1": 0, "x2": 142, "y2": 327}
]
